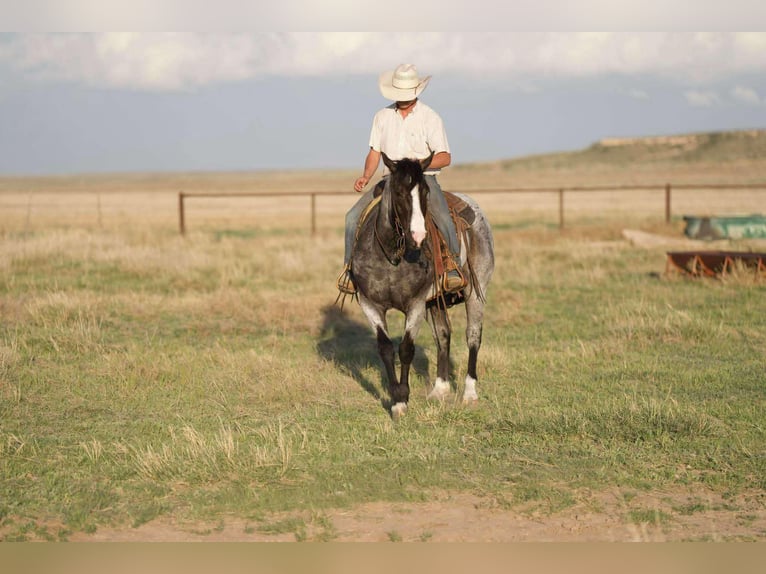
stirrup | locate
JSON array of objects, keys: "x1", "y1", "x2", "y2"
[
  {"x1": 336, "y1": 265, "x2": 357, "y2": 295},
  {"x1": 442, "y1": 267, "x2": 467, "y2": 294},
  {"x1": 442, "y1": 249, "x2": 467, "y2": 293}
]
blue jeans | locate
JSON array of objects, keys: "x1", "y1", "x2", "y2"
[{"x1": 344, "y1": 175, "x2": 459, "y2": 265}]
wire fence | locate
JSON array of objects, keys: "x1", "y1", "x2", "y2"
[
  {"x1": 4, "y1": 183, "x2": 765, "y2": 234},
  {"x1": 177, "y1": 183, "x2": 766, "y2": 235}
]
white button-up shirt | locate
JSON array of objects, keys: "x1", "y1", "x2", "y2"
[{"x1": 369, "y1": 101, "x2": 450, "y2": 175}]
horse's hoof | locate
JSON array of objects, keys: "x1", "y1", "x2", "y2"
[
  {"x1": 391, "y1": 402, "x2": 408, "y2": 419},
  {"x1": 427, "y1": 378, "x2": 451, "y2": 401},
  {"x1": 462, "y1": 393, "x2": 479, "y2": 405},
  {"x1": 462, "y1": 376, "x2": 478, "y2": 405}
]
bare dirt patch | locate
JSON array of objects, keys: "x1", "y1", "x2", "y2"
[{"x1": 64, "y1": 487, "x2": 766, "y2": 542}]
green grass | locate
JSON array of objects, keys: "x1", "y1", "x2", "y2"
[
  {"x1": 628, "y1": 508, "x2": 673, "y2": 527},
  {"x1": 1, "y1": 219, "x2": 764, "y2": 540}
]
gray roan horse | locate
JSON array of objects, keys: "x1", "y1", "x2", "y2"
[{"x1": 350, "y1": 152, "x2": 494, "y2": 418}]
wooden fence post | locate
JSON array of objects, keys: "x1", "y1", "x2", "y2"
[
  {"x1": 665, "y1": 183, "x2": 672, "y2": 223},
  {"x1": 178, "y1": 192, "x2": 186, "y2": 235},
  {"x1": 311, "y1": 193, "x2": 316, "y2": 236},
  {"x1": 559, "y1": 189, "x2": 565, "y2": 230}
]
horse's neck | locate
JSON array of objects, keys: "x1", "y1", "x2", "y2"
[{"x1": 372, "y1": 188, "x2": 408, "y2": 265}]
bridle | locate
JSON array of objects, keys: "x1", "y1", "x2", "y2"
[{"x1": 375, "y1": 179, "x2": 412, "y2": 266}]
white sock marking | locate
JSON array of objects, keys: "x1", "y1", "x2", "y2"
[
  {"x1": 427, "y1": 377, "x2": 451, "y2": 400},
  {"x1": 391, "y1": 402, "x2": 408, "y2": 419},
  {"x1": 463, "y1": 375, "x2": 478, "y2": 403}
]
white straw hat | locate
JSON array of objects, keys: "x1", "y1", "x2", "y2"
[{"x1": 378, "y1": 64, "x2": 431, "y2": 101}]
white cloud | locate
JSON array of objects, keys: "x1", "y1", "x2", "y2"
[
  {"x1": 3, "y1": 33, "x2": 275, "y2": 90},
  {"x1": 2, "y1": 33, "x2": 766, "y2": 91},
  {"x1": 731, "y1": 85, "x2": 762, "y2": 105},
  {"x1": 684, "y1": 90, "x2": 721, "y2": 107},
  {"x1": 625, "y1": 88, "x2": 650, "y2": 100},
  {"x1": 732, "y1": 33, "x2": 766, "y2": 62}
]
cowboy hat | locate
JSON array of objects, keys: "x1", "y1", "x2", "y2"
[{"x1": 378, "y1": 64, "x2": 431, "y2": 101}]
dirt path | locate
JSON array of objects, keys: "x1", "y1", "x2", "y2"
[{"x1": 68, "y1": 487, "x2": 766, "y2": 542}]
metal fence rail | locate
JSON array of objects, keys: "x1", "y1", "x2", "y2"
[{"x1": 177, "y1": 183, "x2": 766, "y2": 235}]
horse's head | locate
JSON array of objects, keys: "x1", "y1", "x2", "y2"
[{"x1": 382, "y1": 152, "x2": 433, "y2": 251}]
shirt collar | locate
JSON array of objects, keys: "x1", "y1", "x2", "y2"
[{"x1": 391, "y1": 100, "x2": 419, "y2": 117}]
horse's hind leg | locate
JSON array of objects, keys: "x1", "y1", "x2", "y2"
[
  {"x1": 463, "y1": 295, "x2": 485, "y2": 404},
  {"x1": 427, "y1": 307, "x2": 451, "y2": 401}
]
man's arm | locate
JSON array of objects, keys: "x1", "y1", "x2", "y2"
[
  {"x1": 428, "y1": 151, "x2": 451, "y2": 170},
  {"x1": 354, "y1": 148, "x2": 381, "y2": 192}
]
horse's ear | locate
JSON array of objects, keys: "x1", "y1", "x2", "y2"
[
  {"x1": 420, "y1": 151, "x2": 434, "y2": 172},
  {"x1": 382, "y1": 152, "x2": 397, "y2": 172}
]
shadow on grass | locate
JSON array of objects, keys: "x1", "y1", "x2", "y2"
[{"x1": 316, "y1": 304, "x2": 431, "y2": 413}]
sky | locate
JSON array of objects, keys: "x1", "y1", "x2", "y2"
[{"x1": 1, "y1": 31, "x2": 765, "y2": 176}]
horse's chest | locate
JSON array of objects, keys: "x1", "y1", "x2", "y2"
[{"x1": 355, "y1": 253, "x2": 431, "y2": 306}]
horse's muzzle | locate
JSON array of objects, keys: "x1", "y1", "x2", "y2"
[{"x1": 411, "y1": 230, "x2": 426, "y2": 248}]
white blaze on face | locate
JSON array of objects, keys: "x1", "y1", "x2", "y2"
[{"x1": 410, "y1": 185, "x2": 427, "y2": 247}]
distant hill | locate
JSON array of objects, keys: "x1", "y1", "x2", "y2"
[
  {"x1": 462, "y1": 129, "x2": 766, "y2": 172},
  {"x1": 2, "y1": 129, "x2": 764, "y2": 194}
]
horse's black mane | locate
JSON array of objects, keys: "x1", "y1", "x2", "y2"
[
  {"x1": 388, "y1": 157, "x2": 430, "y2": 206},
  {"x1": 389, "y1": 157, "x2": 426, "y2": 185}
]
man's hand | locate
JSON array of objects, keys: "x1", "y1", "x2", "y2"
[
  {"x1": 354, "y1": 176, "x2": 370, "y2": 192},
  {"x1": 354, "y1": 149, "x2": 380, "y2": 192}
]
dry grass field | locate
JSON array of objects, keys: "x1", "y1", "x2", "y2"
[{"x1": 1, "y1": 131, "x2": 765, "y2": 542}]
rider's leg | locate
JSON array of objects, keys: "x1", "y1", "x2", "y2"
[
  {"x1": 338, "y1": 187, "x2": 376, "y2": 294},
  {"x1": 344, "y1": 188, "x2": 376, "y2": 266},
  {"x1": 424, "y1": 175, "x2": 460, "y2": 256},
  {"x1": 424, "y1": 175, "x2": 465, "y2": 292}
]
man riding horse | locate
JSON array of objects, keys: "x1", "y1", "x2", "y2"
[{"x1": 338, "y1": 63, "x2": 465, "y2": 296}]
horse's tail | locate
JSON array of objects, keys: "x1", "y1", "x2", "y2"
[{"x1": 462, "y1": 224, "x2": 487, "y2": 304}]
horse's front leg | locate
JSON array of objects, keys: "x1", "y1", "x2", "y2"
[
  {"x1": 360, "y1": 298, "x2": 405, "y2": 417},
  {"x1": 393, "y1": 329, "x2": 415, "y2": 416},
  {"x1": 374, "y1": 325, "x2": 412, "y2": 418},
  {"x1": 391, "y1": 303, "x2": 428, "y2": 418}
]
